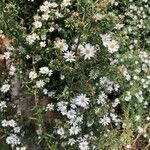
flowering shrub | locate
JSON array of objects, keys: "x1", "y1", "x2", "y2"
[{"x1": 0, "y1": 0, "x2": 150, "y2": 149}]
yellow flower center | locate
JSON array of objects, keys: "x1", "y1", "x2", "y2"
[{"x1": 110, "y1": 44, "x2": 115, "y2": 49}]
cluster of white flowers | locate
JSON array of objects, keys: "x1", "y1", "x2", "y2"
[
  {"x1": 100, "y1": 34, "x2": 119, "y2": 53},
  {"x1": 39, "y1": 66, "x2": 53, "y2": 76},
  {"x1": 99, "y1": 77, "x2": 120, "y2": 93},
  {"x1": 6, "y1": 134, "x2": 21, "y2": 147},
  {"x1": 1, "y1": 119, "x2": 22, "y2": 147},
  {"x1": 2, "y1": 119, "x2": 17, "y2": 128},
  {"x1": 97, "y1": 91, "x2": 108, "y2": 105},
  {"x1": 26, "y1": 33, "x2": 39, "y2": 45},
  {"x1": 1, "y1": 0, "x2": 150, "y2": 149}
]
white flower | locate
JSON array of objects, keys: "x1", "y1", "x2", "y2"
[
  {"x1": 16, "y1": 146, "x2": 27, "y2": 150},
  {"x1": 60, "y1": 75, "x2": 65, "y2": 80},
  {"x1": 6, "y1": 134, "x2": 20, "y2": 147},
  {"x1": 8, "y1": 119, "x2": 17, "y2": 127},
  {"x1": 67, "y1": 109, "x2": 76, "y2": 120},
  {"x1": 46, "y1": 103, "x2": 54, "y2": 111},
  {"x1": 93, "y1": 13, "x2": 105, "y2": 22},
  {"x1": 57, "y1": 127, "x2": 65, "y2": 136},
  {"x1": 110, "y1": 113, "x2": 121, "y2": 125},
  {"x1": 49, "y1": 27, "x2": 55, "y2": 32},
  {"x1": 74, "y1": 94, "x2": 90, "y2": 109},
  {"x1": 9, "y1": 65, "x2": 16, "y2": 76},
  {"x1": 68, "y1": 138, "x2": 76, "y2": 146},
  {"x1": 112, "y1": 98, "x2": 120, "y2": 107},
  {"x1": 29, "y1": 71, "x2": 37, "y2": 80},
  {"x1": 14, "y1": 127, "x2": 21, "y2": 133},
  {"x1": 1, "y1": 119, "x2": 9, "y2": 127},
  {"x1": 40, "y1": 3, "x2": 49, "y2": 12},
  {"x1": 40, "y1": 41, "x2": 46, "y2": 47},
  {"x1": 50, "y1": 2, "x2": 58, "y2": 8},
  {"x1": 54, "y1": 39, "x2": 68, "y2": 52},
  {"x1": 100, "y1": 34, "x2": 112, "y2": 47},
  {"x1": 42, "y1": 13, "x2": 49, "y2": 20},
  {"x1": 39, "y1": 67, "x2": 49, "y2": 74},
  {"x1": 33, "y1": 21, "x2": 42, "y2": 28},
  {"x1": 137, "y1": 126, "x2": 145, "y2": 134},
  {"x1": 99, "y1": 114, "x2": 111, "y2": 126},
  {"x1": 26, "y1": 33, "x2": 39, "y2": 45},
  {"x1": 114, "y1": 24, "x2": 124, "y2": 30},
  {"x1": 97, "y1": 91, "x2": 107, "y2": 105},
  {"x1": 69, "y1": 126, "x2": 81, "y2": 135},
  {"x1": 0, "y1": 84, "x2": 10, "y2": 93},
  {"x1": 79, "y1": 141, "x2": 89, "y2": 150},
  {"x1": 48, "y1": 69, "x2": 53, "y2": 77},
  {"x1": 57, "y1": 101, "x2": 68, "y2": 115},
  {"x1": 125, "y1": 91, "x2": 131, "y2": 101},
  {"x1": 48, "y1": 90, "x2": 56, "y2": 97},
  {"x1": 36, "y1": 80, "x2": 45, "y2": 88},
  {"x1": 4, "y1": 52, "x2": 11, "y2": 60},
  {"x1": 107, "y1": 40, "x2": 119, "y2": 53},
  {"x1": 61, "y1": 0, "x2": 72, "y2": 7},
  {"x1": 64, "y1": 51, "x2": 76, "y2": 62},
  {"x1": 79, "y1": 43, "x2": 96, "y2": 60},
  {"x1": 0, "y1": 101, "x2": 7, "y2": 110},
  {"x1": 126, "y1": 145, "x2": 131, "y2": 149}
]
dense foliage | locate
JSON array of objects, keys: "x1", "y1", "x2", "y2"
[{"x1": 0, "y1": 0, "x2": 150, "y2": 150}]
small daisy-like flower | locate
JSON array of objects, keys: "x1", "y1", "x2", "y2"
[
  {"x1": 100, "y1": 34, "x2": 112, "y2": 47},
  {"x1": 57, "y1": 127, "x2": 65, "y2": 136},
  {"x1": 74, "y1": 94, "x2": 90, "y2": 109},
  {"x1": 0, "y1": 84, "x2": 10, "y2": 93},
  {"x1": 29, "y1": 71, "x2": 37, "y2": 80},
  {"x1": 79, "y1": 141, "x2": 89, "y2": 150},
  {"x1": 99, "y1": 114, "x2": 111, "y2": 126},
  {"x1": 97, "y1": 91, "x2": 108, "y2": 105},
  {"x1": 79, "y1": 43, "x2": 96, "y2": 60},
  {"x1": 46, "y1": 103, "x2": 54, "y2": 111},
  {"x1": 54, "y1": 39, "x2": 68, "y2": 52},
  {"x1": 107, "y1": 40, "x2": 119, "y2": 53},
  {"x1": 64, "y1": 51, "x2": 76, "y2": 62},
  {"x1": 69, "y1": 125, "x2": 81, "y2": 135},
  {"x1": 67, "y1": 109, "x2": 76, "y2": 120}
]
